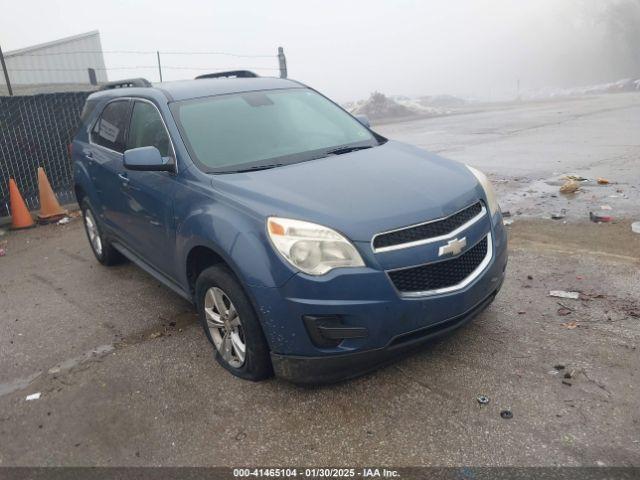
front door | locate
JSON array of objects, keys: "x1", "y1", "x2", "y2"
[{"x1": 120, "y1": 99, "x2": 177, "y2": 278}]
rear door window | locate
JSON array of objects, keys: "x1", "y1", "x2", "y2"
[
  {"x1": 91, "y1": 100, "x2": 130, "y2": 153},
  {"x1": 126, "y1": 101, "x2": 173, "y2": 158}
]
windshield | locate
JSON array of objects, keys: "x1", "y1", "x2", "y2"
[{"x1": 171, "y1": 88, "x2": 380, "y2": 173}]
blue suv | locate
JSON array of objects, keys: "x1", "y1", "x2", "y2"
[{"x1": 72, "y1": 71, "x2": 507, "y2": 383}]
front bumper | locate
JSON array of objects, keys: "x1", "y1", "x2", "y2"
[
  {"x1": 271, "y1": 286, "x2": 500, "y2": 384},
  {"x1": 248, "y1": 210, "x2": 508, "y2": 383}
]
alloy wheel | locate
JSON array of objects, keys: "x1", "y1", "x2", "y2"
[
  {"x1": 84, "y1": 209, "x2": 103, "y2": 257},
  {"x1": 204, "y1": 287, "x2": 246, "y2": 368}
]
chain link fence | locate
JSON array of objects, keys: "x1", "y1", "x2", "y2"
[{"x1": 0, "y1": 92, "x2": 89, "y2": 218}]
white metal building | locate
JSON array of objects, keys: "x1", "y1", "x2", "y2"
[{"x1": 1, "y1": 31, "x2": 108, "y2": 89}]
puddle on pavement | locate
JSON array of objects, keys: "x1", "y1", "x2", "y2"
[
  {"x1": 48, "y1": 344, "x2": 115, "y2": 374},
  {"x1": 0, "y1": 345, "x2": 115, "y2": 399},
  {"x1": 0, "y1": 311, "x2": 197, "y2": 398},
  {"x1": 497, "y1": 174, "x2": 639, "y2": 222},
  {"x1": 0, "y1": 372, "x2": 42, "y2": 398}
]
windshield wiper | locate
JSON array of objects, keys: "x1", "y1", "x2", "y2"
[
  {"x1": 326, "y1": 145, "x2": 373, "y2": 156},
  {"x1": 226, "y1": 163, "x2": 284, "y2": 173}
]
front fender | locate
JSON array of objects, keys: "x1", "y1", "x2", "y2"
[{"x1": 175, "y1": 200, "x2": 296, "y2": 290}]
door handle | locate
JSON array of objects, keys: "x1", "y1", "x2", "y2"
[
  {"x1": 118, "y1": 173, "x2": 130, "y2": 184},
  {"x1": 83, "y1": 150, "x2": 93, "y2": 159}
]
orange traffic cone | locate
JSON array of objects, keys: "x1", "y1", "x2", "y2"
[
  {"x1": 8, "y1": 178, "x2": 35, "y2": 229},
  {"x1": 36, "y1": 167, "x2": 67, "y2": 223}
]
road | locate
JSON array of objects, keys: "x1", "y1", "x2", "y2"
[
  {"x1": 378, "y1": 93, "x2": 640, "y2": 220},
  {"x1": 0, "y1": 94, "x2": 639, "y2": 467}
]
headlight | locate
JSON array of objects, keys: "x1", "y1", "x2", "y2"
[
  {"x1": 267, "y1": 217, "x2": 365, "y2": 275},
  {"x1": 466, "y1": 165, "x2": 500, "y2": 215}
]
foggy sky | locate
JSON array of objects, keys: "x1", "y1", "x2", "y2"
[{"x1": 1, "y1": 0, "x2": 638, "y2": 101}]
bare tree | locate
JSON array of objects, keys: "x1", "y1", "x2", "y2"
[{"x1": 599, "y1": 0, "x2": 640, "y2": 77}]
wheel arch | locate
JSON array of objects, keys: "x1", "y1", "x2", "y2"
[
  {"x1": 74, "y1": 184, "x2": 86, "y2": 204},
  {"x1": 175, "y1": 207, "x2": 295, "y2": 292},
  {"x1": 185, "y1": 244, "x2": 233, "y2": 296}
]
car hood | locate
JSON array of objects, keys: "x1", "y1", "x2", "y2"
[{"x1": 210, "y1": 140, "x2": 482, "y2": 242}]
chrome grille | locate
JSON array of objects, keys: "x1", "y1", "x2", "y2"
[
  {"x1": 388, "y1": 235, "x2": 490, "y2": 295},
  {"x1": 372, "y1": 202, "x2": 484, "y2": 252}
]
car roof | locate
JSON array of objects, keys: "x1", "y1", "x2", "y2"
[{"x1": 88, "y1": 77, "x2": 305, "y2": 103}]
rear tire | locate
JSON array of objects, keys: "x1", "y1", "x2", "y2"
[
  {"x1": 196, "y1": 264, "x2": 272, "y2": 381},
  {"x1": 80, "y1": 198, "x2": 125, "y2": 266}
]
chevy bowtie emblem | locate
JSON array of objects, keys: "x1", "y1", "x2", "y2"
[{"x1": 438, "y1": 237, "x2": 467, "y2": 257}]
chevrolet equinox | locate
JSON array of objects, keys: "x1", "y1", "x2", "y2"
[{"x1": 72, "y1": 71, "x2": 508, "y2": 384}]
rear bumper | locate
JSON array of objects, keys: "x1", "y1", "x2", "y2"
[{"x1": 271, "y1": 286, "x2": 499, "y2": 384}]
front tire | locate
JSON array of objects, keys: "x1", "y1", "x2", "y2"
[{"x1": 196, "y1": 265, "x2": 272, "y2": 381}]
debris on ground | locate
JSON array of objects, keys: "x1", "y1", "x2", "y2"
[
  {"x1": 596, "y1": 177, "x2": 610, "y2": 185},
  {"x1": 503, "y1": 219, "x2": 513, "y2": 226},
  {"x1": 589, "y1": 212, "x2": 613, "y2": 223},
  {"x1": 57, "y1": 217, "x2": 70, "y2": 225},
  {"x1": 500, "y1": 409, "x2": 513, "y2": 419},
  {"x1": 148, "y1": 331, "x2": 163, "y2": 339},
  {"x1": 564, "y1": 370, "x2": 576, "y2": 379},
  {"x1": 550, "y1": 290, "x2": 580, "y2": 300},
  {"x1": 476, "y1": 395, "x2": 490, "y2": 405},
  {"x1": 0, "y1": 248, "x2": 5, "y2": 257},
  {"x1": 550, "y1": 212, "x2": 566, "y2": 220},
  {"x1": 632, "y1": 222, "x2": 640, "y2": 234},
  {"x1": 527, "y1": 275, "x2": 533, "y2": 280},
  {"x1": 579, "y1": 291, "x2": 606, "y2": 299},
  {"x1": 565, "y1": 175, "x2": 588, "y2": 182},
  {"x1": 615, "y1": 298, "x2": 640, "y2": 318},
  {"x1": 554, "y1": 364, "x2": 565, "y2": 371},
  {"x1": 0, "y1": 229, "x2": 6, "y2": 236},
  {"x1": 557, "y1": 301, "x2": 574, "y2": 309},
  {"x1": 560, "y1": 179, "x2": 580, "y2": 194},
  {"x1": 600, "y1": 205, "x2": 612, "y2": 211},
  {"x1": 562, "y1": 433, "x2": 575, "y2": 445},
  {"x1": 26, "y1": 392, "x2": 41, "y2": 401},
  {"x1": 556, "y1": 302, "x2": 574, "y2": 316},
  {"x1": 561, "y1": 321, "x2": 579, "y2": 329},
  {"x1": 502, "y1": 211, "x2": 512, "y2": 218},
  {"x1": 562, "y1": 380, "x2": 572, "y2": 386}
]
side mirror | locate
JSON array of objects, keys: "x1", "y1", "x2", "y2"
[
  {"x1": 123, "y1": 146, "x2": 174, "y2": 172},
  {"x1": 355, "y1": 114, "x2": 371, "y2": 128}
]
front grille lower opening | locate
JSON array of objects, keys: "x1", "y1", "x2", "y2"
[{"x1": 388, "y1": 235, "x2": 488, "y2": 293}]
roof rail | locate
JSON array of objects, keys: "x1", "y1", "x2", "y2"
[
  {"x1": 195, "y1": 70, "x2": 259, "y2": 80},
  {"x1": 99, "y1": 78, "x2": 152, "y2": 90}
]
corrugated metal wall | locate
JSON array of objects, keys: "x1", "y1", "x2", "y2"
[{"x1": 0, "y1": 31, "x2": 108, "y2": 86}]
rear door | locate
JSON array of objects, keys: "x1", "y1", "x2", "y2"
[
  {"x1": 120, "y1": 99, "x2": 177, "y2": 277},
  {"x1": 87, "y1": 99, "x2": 132, "y2": 233}
]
